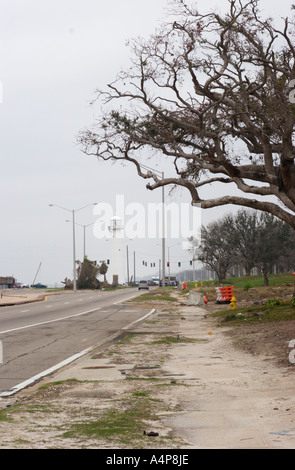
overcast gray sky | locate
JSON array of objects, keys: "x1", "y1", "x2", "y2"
[{"x1": 0, "y1": 0, "x2": 292, "y2": 286}]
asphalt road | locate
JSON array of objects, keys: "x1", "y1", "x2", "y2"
[{"x1": 0, "y1": 288, "x2": 153, "y2": 396}]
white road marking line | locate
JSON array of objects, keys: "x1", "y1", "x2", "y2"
[
  {"x1": 122, "y1": 309, "x2": 156, "y2": 330},
  {"x1": 0, "y1": 346, "x2": 94, "y2": 398},
  {"x1": 21, "y1": 310, "x2": 29, "y2": 313},
  {"x1": 0, "y1": 307, "x2": 101, "y2": 335},
  {"x1": 0, "y1": 309, "x2": 155, "y2": 398},
  {"x1": 113, "y1": 294, "x2": 139, "y2": 305}
]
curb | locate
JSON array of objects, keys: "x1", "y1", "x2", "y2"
[{"x1": 0, "y1": 295, "x2": 47, "y2": 307}]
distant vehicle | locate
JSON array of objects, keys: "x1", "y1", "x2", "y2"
[
  {"x1": 31, "y1": 283, "x2": 47, "y2": 289},
  {"x1": 15, "y1": 282, "x2": 29, "y2": 288},
  {"x1": 138, "y1": 280, "x2": 149, "y2": 290},
  {"x1": 147, "y1": 280, "x2": 155, "y2": 286},
  {"x1": 0, "y1": 276, "x2": 16, "y2": 288}
]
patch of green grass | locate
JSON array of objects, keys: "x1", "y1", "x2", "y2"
[
  {"x1": 130, "y1": 290, "x2": 178, "y2": 302},
  {"x1": 61, "y1": 396, "x2": 157, "y2": 445},
  {"x1": 149, "y1": 336, "x2": 200, "y2": 345},
  {"x1": 21, "y1": 404, "x2": 58, "y2": 414},
  {"x1": 0, "y1": 409, "x2": 14, "y2": 422},
  {"x1": 189, "y1": 273, "x2": 294, "y2": 290},
  {"x1": 229, "y1": 275, "x2": 293, "y2": 289},
  {"x1": 132, "y1": 391, "x2": 149, "y2": 397},
  {"x1": 62, "y1": 409, "x2": 137, "y2": 441},
  {"x1": 12, "y1": 438, "x2": 32, "y2": 445},
  {"x1": 116, "y1": 334, "x2": 136, "y2": 344},
  {"x1": 212, "y1": 300, "x2": 295, "y2": 326},
  {"x1": 38, "y1": 379, "x2": 81, "y2": 390},
  {"x1": 61, "y1": 393, "x2": 182, "y2": 447}
]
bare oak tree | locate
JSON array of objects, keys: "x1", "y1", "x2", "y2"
[
  {"x1": 79, "y1": 0, "x2": 295, "y2": 228},
  {"x1": 195, "y1": 215, "x2": 235, "y2": 281},
  {"x1": 253, "y1": 212, "x2": 291, "y2": 285}
]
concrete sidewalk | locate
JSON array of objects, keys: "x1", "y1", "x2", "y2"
[{"x1": 0, "y1": 291, "x2": 47, "y2": 306}]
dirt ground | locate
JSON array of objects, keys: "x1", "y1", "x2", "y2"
[
  {"x1": 1, "y1": 285, "x2": 295, "y2": 449},
  {"x1": 203, "y1": 284, "x2": 295, "y2": 369}
]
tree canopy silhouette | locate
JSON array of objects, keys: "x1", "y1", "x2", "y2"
[{"x1": 80, "y1": 0, "x2": 295, "y2": 228}]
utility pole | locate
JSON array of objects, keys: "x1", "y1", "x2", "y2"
[
  {"x1": 32, "y1": 262, "x2": 42, "y2": 286},
  {"x1": 126, "y1": 245, "x2": 130, "y2": 285}
]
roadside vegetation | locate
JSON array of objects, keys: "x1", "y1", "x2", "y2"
[
  {"x1": 187, "y1": 273, "x2": 295, "y2": 290},
  {"x1": 130, "y1": 290, "x2": 178, "y2": 303},
  {"x1": 212, "y1": 299, "x2": 295, "y2": 326}
]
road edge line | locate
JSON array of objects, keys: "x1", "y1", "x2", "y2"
[{"x1": 0, "y1": 308, "x2": 156, "y2": 398}]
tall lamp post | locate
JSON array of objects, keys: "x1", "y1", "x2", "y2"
[
  {"x1": 66, "y1": 220, "x2": 95, "y2": 260},
  {"x1": 49, "y1": 203, "x2": 97, "y2": 292},
  {"x1": 139, "y1": 164, "x2": 165, "y2": 293}
]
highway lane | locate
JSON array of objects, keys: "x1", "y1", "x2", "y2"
[
  {"x1": 0, "y1": 288, "x2": 154, "y2": 396},
  {"x1": 0, "y1": 288, "x2": 143, "y2": 332}
]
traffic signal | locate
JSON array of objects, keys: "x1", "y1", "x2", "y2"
[
  {"x1": 167, "y1": 262, "x2": 170, "y2": 267},
  {"x1": 178, "y1": 262, "x2": 181, "y2": 267}
]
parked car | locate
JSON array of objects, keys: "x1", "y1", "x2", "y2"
[
  {"x1": 31, "y1": 283, "x2": 48, "y2": 288},
  {"x1": 138, "y1": 280, "x2": 149, "y2": 290},
  {"x1": 15, "y1": 283, "x2": 30, "y2": 288}
]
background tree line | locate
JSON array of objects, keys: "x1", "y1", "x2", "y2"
[{"x1": 192, "y1": 210, "x2": 295, "y2": 285}]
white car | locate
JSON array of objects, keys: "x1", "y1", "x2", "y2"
[{"x1": 138, "y1": 280, "x2": 149, "y2": 290}]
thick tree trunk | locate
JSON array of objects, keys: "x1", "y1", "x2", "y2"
[{"x1": 262, "y1": 269, "x2": 269, "y2": 286}]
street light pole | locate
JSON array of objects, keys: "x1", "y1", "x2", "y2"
[
  {"x1": 139, "y1": 164, "x2": 165, "y2": 293},
  {"x1": 49, "y1": 203, "x2": 97, "y2": 293},
  {"x1": 161, "y1": 171, "x2": 165, "y2": 294},
  {"x1": 66, "y1": 220, "x2": 95, "y2": 260},
  {"x1": 72, "y1": 209, "x2": 77, "y2": 292}
]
